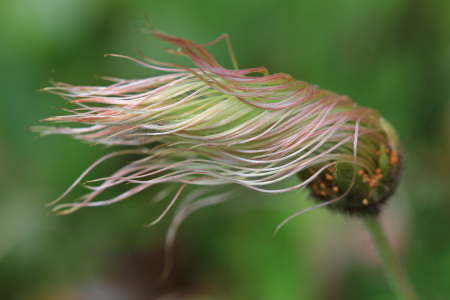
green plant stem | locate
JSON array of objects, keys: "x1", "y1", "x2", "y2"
[{"x1": 364, "y1": 215, "x2": 419, "y2": 300}]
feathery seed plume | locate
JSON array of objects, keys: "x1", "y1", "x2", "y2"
[{"x1": 35, "y1": 29, "x2": 403, "y2": 233}]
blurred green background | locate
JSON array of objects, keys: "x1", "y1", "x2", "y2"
[{"x1": 1, "y1": 0, "x2": 449, "y2": 299}]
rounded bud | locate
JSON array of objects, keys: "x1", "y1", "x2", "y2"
[{"x1": 298, "y1": 118, "x2": 403, "y2": 215}]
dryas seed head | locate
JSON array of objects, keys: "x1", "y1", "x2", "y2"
[{"x1": 34, "y1": 28, "x2": 403, "y2": 225}]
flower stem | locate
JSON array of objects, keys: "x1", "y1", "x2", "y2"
[{"x1": 364, "y1": 215, "x2": 419, "y2": 300}]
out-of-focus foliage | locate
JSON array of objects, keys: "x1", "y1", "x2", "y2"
[{"x1": 0, "y1": 0, "x2": 449, "y2": 299}]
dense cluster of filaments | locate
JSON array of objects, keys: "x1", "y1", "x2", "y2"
[{"x1": 37, "y1": 30, "x2": 398, "y2": 223}]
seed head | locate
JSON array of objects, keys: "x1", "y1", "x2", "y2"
[{"x1": 34, "y1": 29, "x2": 403, "y2": 230}]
